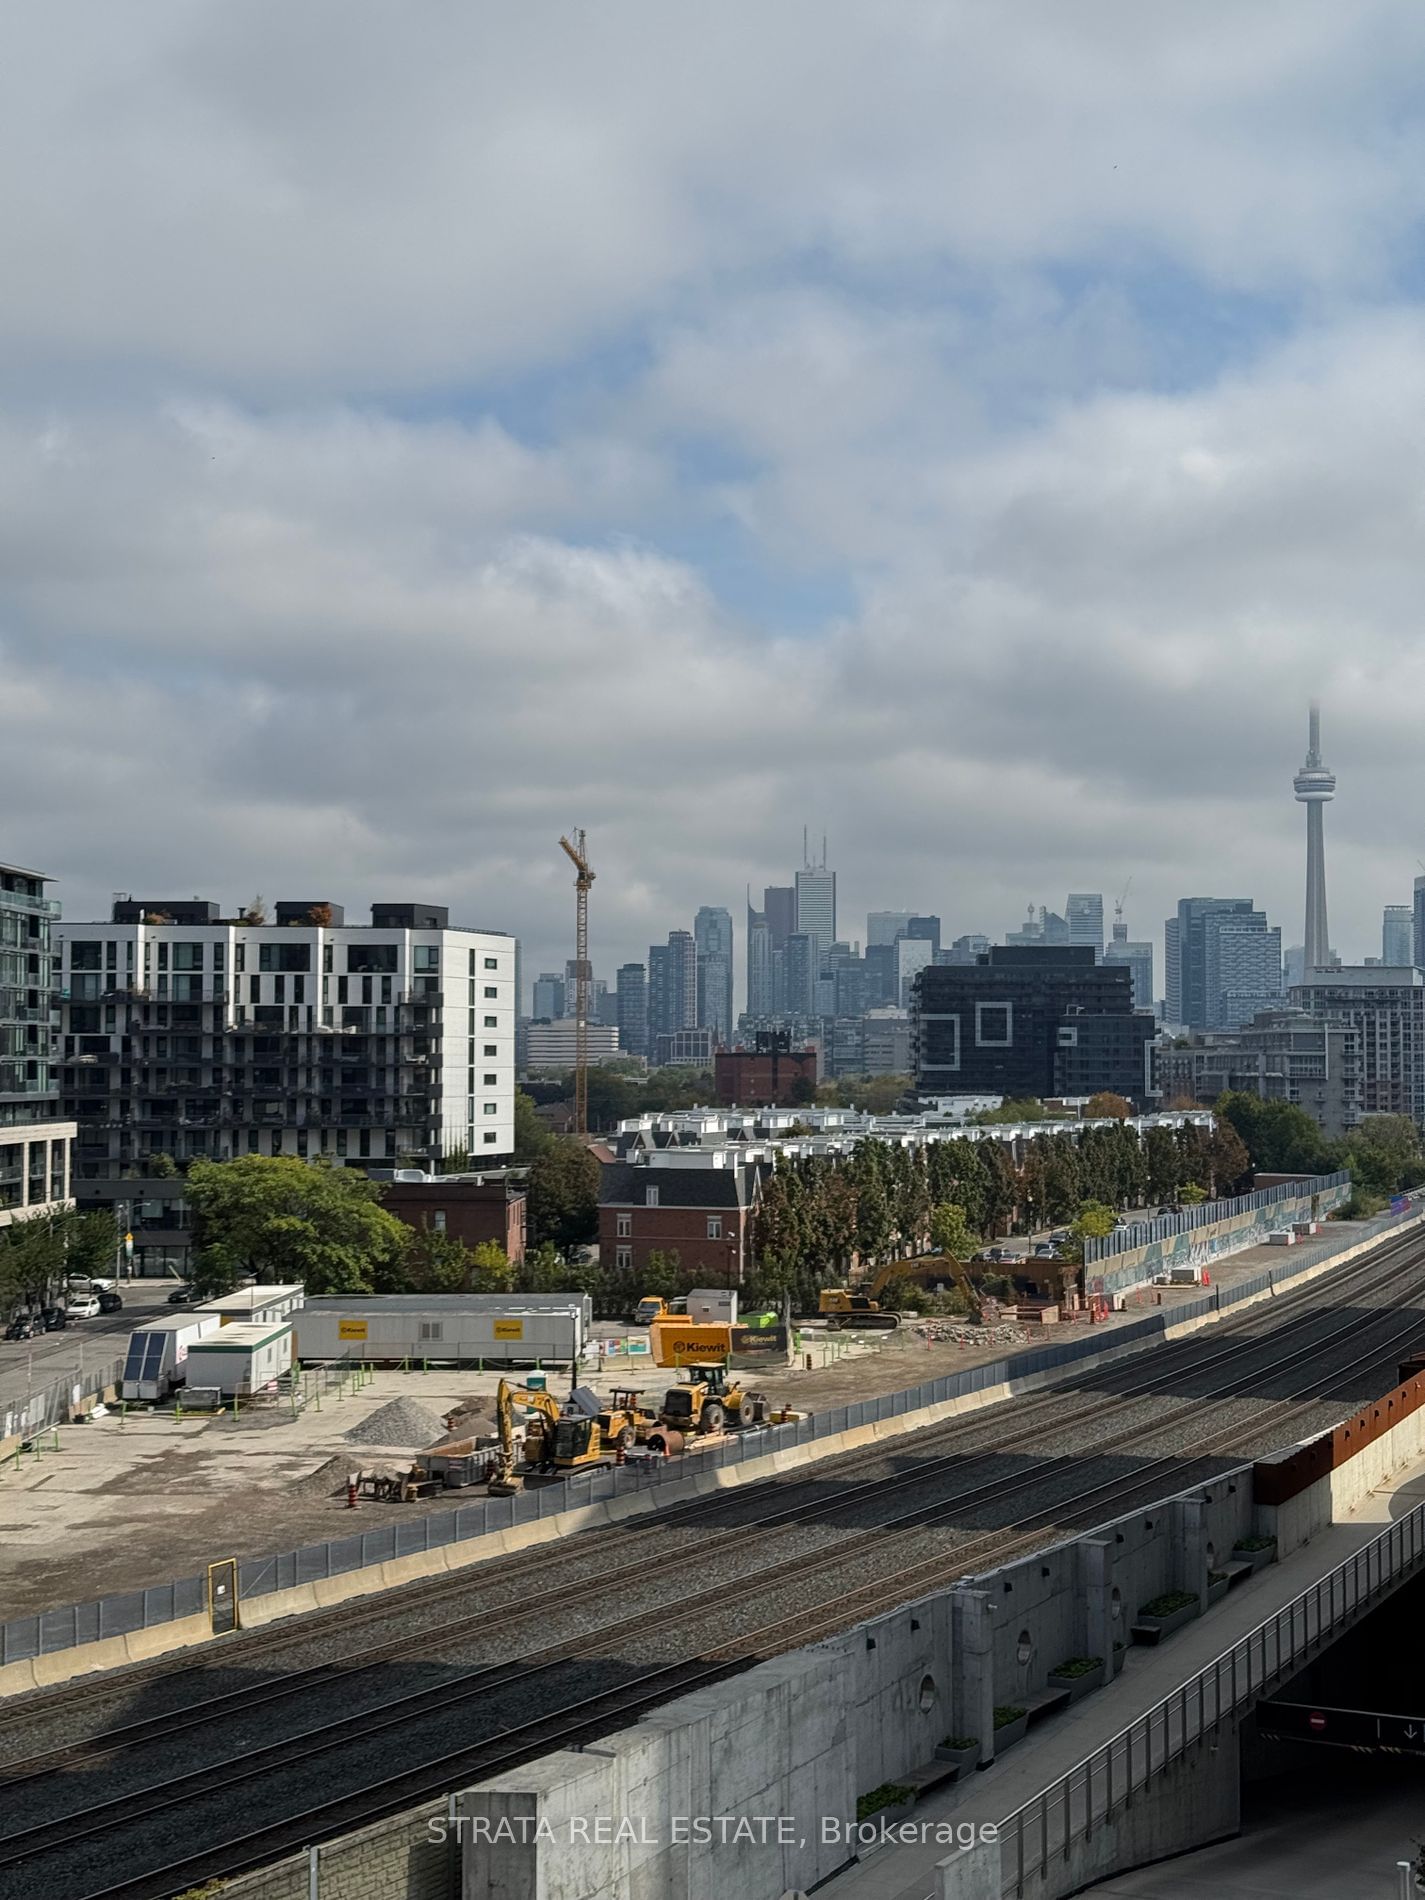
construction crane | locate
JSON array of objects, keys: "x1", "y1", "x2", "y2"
[{"x1": 558, "y1": 829, "x2": 595, "y2": 1136}]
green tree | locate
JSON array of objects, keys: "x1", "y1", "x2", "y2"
[
  {"x1": 146, "y1": 1151, "x2": 179, "y2": 1179},
  {"x1": 788, "y1": 1073, "x2": 818, "y2": 1107},
  {"x1": 929, "y1": 1202, "x2": 979, "y2": 1260},
  {"x1": 1071, "y1": 1200, "x2": 1117, "y2": 1241},
  {"x1": 469, "y1": 1241, "x2": 516, "y2": 1292},
  {"x1": 0, "y1": 1211, "x2": 67, "y2": 1309},
  {"x1": 402, "y1": 1223, "x2": 475, "y2": 1293},
  {"x1": 1344, "y1": 1116, "x2": 1425, "y2": 1194},
  {"x1": 525, "y1": 1139, "x2": 600, "y2": 1251},
  {"x1": 513, "y1": 1090, "x2": 554, "y2": 1161},
  {"x1": 183, "y1": 1156, "x2": 408, "y2": 1294},
  {"x1": 64, "y1": 1210, "x2": 119, "y2": 1281},
  {"x1": 1179, "y1": 1182, "x2": 1208, "y2": 1204}
]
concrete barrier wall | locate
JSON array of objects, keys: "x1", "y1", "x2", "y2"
[{"x1": 1095, "y1": 1180, "x2": 1351, "y2": 1297}]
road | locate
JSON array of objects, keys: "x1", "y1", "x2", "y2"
[{"x1": 0, "y1": 1279, "x2": 173, "y2": 1419}]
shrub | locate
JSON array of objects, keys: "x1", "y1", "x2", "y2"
[
  {"x1": 1049, "y1": 1655, "x2": 1103, "y2": 1679},
  {"x1": 993, "y1": 1705, "x2": 1027, "y2": 1728},
  {"x1": 1139, "y1": 1590, "x2": 1198, "y2": 1618},
  {"x1": 856, "y1": 1782, "x2": 913, "y2": 1820},
  {"x1": 941, "y1": 1734, "x2": 978, "y2": 1751},
  {"x1": 1233, "y1": 1534, "x2": 1277, "y2": 1553}
]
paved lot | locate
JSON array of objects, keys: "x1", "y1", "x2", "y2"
[{"x1": 0, "y1": 1277, "x2": 174, "y2": 1419}]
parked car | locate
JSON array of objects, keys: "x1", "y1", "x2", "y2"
[
  {"x1": 98, "y1": 1289, "x2": 124, "y2": 1313},
  {"x1": 4, "y1": 1313, "x2": 38, "y2": 1341},
  {"x1": 1031, "y1": 1242, "x2": 1059, "y2": 1259},
  {"x1": 972, "y1": 1245, "x2": 1018, "y2": 1265},
  {"x1": 39, "y1": 1306, "x2": 68, "y2": 1331},
  {"x1": 68, "y1": 1294, "x2": 101, "y2": 1319},
  {"x1": 166, "y1": 1284, "x2": 194, "y2": 1305}
]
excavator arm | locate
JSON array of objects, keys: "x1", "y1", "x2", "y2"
[{"x1": 493, "y1": 1379, "x2": 564, "y2": 1490}]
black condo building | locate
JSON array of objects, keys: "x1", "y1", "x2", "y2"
[{"x1": 911, "y1": 945, "x2": 1154, "y2": 1103}]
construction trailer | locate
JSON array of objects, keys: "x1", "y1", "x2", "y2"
[
  {"x1": 196, "y1": 1284, "x2": 305, "y2": 1326},
  {"x1": 120, "y1": 1312, "x2": 223, "y2": 1401},
  {"x1": 292, "y1": 1293, "x2": 588, "y2": 1368},
  {"x1": 181, "y1": 1321, "x2": 294, "y2": 1397}
]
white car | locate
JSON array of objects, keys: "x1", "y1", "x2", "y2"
[{"x1": 67, "y1": 1294, "x2": 101, "y2": 1319}]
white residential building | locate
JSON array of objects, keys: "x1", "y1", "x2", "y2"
[
  {"x1": 524, "y1": 1019, "x2": 622, "y2": 1071},
  {"x1": 56, "y1": 897, "x2": 514, "y2": 1181}
]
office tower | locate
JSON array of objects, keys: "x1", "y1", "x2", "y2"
[
  {"x1": 1283, "y1": 945, "x2": 1305, "y2": 991},
  {"x1": 763, "y1": 885, "x2": 796, "y2": 949},
  {"x1": 647, "y1": 930, "x2": 697, "y2": 1045},
  {"x1": 864, "y1": 941, "x2": 898, "y2": 1007},
  {"x1": 834, "y1": 956, "x2": 869, "y2": 1018},
  {"x1": 1294, "y1": 701, "x2": 1335, "y2": 973},
  {"x1": 745, "y1": 903, "x2": 776, "y2": 1018},
  {"x1": 1165, "y1": 898, "x2": 1260, "y2": 1030},
  {"x1": 895, "y1": 935, "x2": 934, "y2": 1007},
  {"x1": 1206, "y1": 912, "x2": 1282, "y2": 1029},
  {"x1": 1384, "y1": 906, "x2": 1413, "y2": 968},
  {"x1": 1006, "y1": 905, "x2": 1069, "y2": 947},
  {"x1": 1414, "y1": 878, "x2": 1425, "y2": 970},
  {"x1": 615, "y1": 962, "x2": 647, "y2": 1060},
  {"x1": 867, "y1": 911, "x2": 915, "y2": 947},
  {"x1": 942, "y1": 933, "x2": 991, "y2": 966},
  {"x1": 1155, "y1": 1010, "x2": 1360, "y2": 1139},
  {"x1": 912, "y1": 947, "x2": 1151, "y2": 1101},
  {"x1": 693, "y1": 906, "x2": 734, "y2": 1047},
  {"x1": 1066, "y1": 894, "x2": 1105, "y2": 959},
  {"x1": 906, "y1": 915, "x2": 941, "y2": 954},
  {"x1": 782, "y1": 933, "x2": 819, "y2": 1018},
  {"x1": 0, "y1": 861, "x2": 74, "y2": 1228},
  {"x1": 532, "y1": 971, "x2": 566, "y2": 1020},
  {"x1": 1104, "y1": 915, "x2": 1155, "y2": 1014},
  {"x1": 794, "y1": 864, "x2": 836, "y2": 956},
  {"x1": 56, "y1": 896, "x2": 515, "y2": 1176}
]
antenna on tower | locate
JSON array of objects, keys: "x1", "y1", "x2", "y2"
[
  {"x1": 803, "y1": 824, "x2": 809, "y2": 869},
  {"x1": 821, "y1": 831, "x2": 827, "y2": 870}
]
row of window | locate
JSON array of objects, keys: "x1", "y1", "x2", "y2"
[
  {"x1": 613, "y1": 1212, "x2": 723, "y2": 1240},
  {"x1": 69, "y1": 940, "x2": 504, "y2": 978}
]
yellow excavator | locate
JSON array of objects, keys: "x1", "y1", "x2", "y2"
[
  {"x1": 819, "y1": 1253, "x2": 984, "y2": 1329},
  {"x1": 488, "y1": 1379, "x2": 610, "y2": 1495}
]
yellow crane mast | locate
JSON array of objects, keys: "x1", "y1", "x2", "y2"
[{"x1": 558, "y1": 829, "x2": 595, "y2": 1137}]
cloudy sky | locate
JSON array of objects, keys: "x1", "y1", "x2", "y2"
[{"x1": 5, "y1": 3, "x2": 1425, "y2": 1001}]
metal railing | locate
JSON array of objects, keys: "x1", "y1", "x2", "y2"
[{"x1": 998, "y1": 1494, "x2": 1425, "y2": 1895}]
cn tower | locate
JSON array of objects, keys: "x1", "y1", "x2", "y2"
[{"x1": 1294, "y1": 701, "x2": 1335, "y2": 974}]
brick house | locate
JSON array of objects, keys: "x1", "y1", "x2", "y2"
[
  {"x1": 714, "y1": 1044, "x2": 819, "y2": 1107},
  {"x1": 598, "y1": 1152, "x2": 766, "y2": 1283},
  {"x1": 379, "y1": 1171, "x2": 527, "y2": 1263}
]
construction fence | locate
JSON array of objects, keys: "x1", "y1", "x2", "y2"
[{"x1": 1, "y1": 1197, "x2": 1419, "y2": 1669}]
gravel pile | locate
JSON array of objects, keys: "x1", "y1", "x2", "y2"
[{"x1": 344, "y1": 1396, "x2": 446, "y2": 1447}]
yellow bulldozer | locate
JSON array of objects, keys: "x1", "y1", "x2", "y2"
[
  {"x1": 819, "y1": 1253, "x2": 984, "y2": 1329},
  {"x1": 488, "y1": 1380, "x2": 656, "y2": 1494}
]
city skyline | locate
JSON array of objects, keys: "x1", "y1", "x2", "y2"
[{"x1": 7, "y1": 15, "x2": 1425, "y2": 1008}]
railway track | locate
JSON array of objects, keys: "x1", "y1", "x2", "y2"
[
  {"x1": 3, "y1": 1228, "x2": 1424, "y2": 1899},
  {"x1": 6, "y1": 1217, "x2": 1420, "y2": 1757},
  {"x1": 4, "y1": 1225, "x2": 1419, "y2": 1781}
]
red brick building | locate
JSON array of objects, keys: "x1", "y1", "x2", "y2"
[
  {"x1": 598, "y1": 1155, "x2": 765, "y2": 1283},
  {"x1": 714, "y1": 1044, "x2": 819, "y2": 1107},
  {"x1": 380, "y1": 1172, "x2": 527, "y2": 1263}
]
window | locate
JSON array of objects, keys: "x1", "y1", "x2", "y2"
[
  {"x1": 484, "y1": 1015, "x2": 497, "y2": 1028},
  {"x1": 975, "y1": 1002, "x2": 1012, "y2": 1047},
  {"x1": 419, "y1": 1320, "x2": 443, "y2": 1341},
  {"x1": 173, "y1": 943, "x2": 204, "y2": 971},
  {"x1": 483, "y1": 957, "x2": 498, "y2": 970},
  {"x1": 645, "y1": 1186, "x2": 659, "y2": 1207},
  {"x1": 616, "y1": 1245, "x2": 632, "y2": 1271},
  {"x1": 616, "y1": 1213, "x2": 632, "y2": 1237},
  {"x1": 484, "y1": 1044, "x2": 497, "y2": 1057},
  {"x1": 707, "y1": 1217, "x2": 722, "y2": 1240},
  {"x1": 483, "y1": 1073, "x2": 496, "y2": 1086},
  {"x1": 483, "y1": 1102, "x2": 497, "y2": 1115},
  {"x1": 347, "y1": 944, "x2": 397, "y2": 974},
  {"x1": 483, "y1": 1132, "x2": 498, "y2": 1145},
  {"x1": 69, "y1": 940, "x2": 102, "y2": 972},
  {"x1": 413, "y1": 945, "x2": 439, "y2": 973},
  {"x1": 260, "y1": 943, "x2": 310, "y2": 972},
  {"x1": 432, "y1": 1211, "x2": 447, "y2": 1233},
  {"x1": 483, "y1": 986, "x2": 498, "y2": 998}
]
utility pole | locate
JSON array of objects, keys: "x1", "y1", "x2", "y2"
[{"x1": 558, "y1": 831, "x2": 595, "y2": 1138}]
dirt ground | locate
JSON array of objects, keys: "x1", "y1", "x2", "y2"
[{"x1": 0, "y1": 1222, "x2": 1371, "y2": 1620}]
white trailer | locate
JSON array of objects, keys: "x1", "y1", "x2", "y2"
[
  {"x1": 293, "y1": 1294, "x2": 586, "y2": 1368},
  {"x1": 197, "y1": 1284, "x2": 305, "y2": 1326},
  {"x1": 182, "y1": 1321, "x2": 293, "y2": 1396},
  {"x1": 120, "y1": 1312, "x2": 223, "y2": 1401}
]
